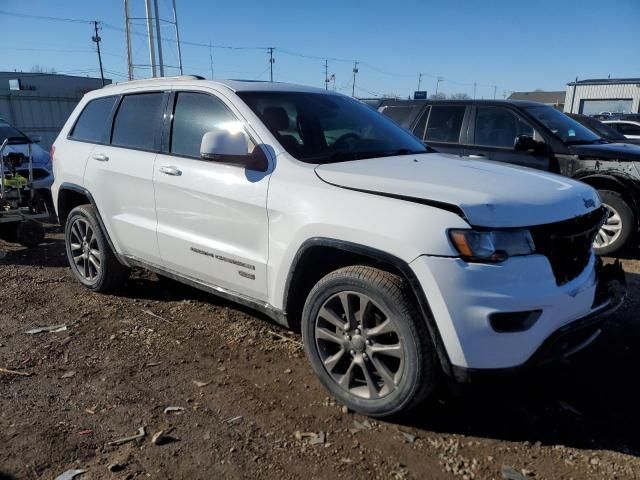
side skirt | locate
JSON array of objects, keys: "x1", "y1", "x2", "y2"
[{"x1": 123, "y1": 255, "x2": 289, "y2": 328}]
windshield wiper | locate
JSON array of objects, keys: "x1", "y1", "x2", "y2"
[
  {"x1": 565, "y1": 139, "x2": 601, "y2": 145},
  {"x1": 304, "y1": 148, "x2": 426, "y2": 164}
]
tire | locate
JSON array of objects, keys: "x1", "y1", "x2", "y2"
[
  {"x1": 64, "y1": 204, "x2": 130, "y2": 292},
  {"x1": 0, "y1": 222, "x2": 19, "y2": 242},
  {"x1": 301, "y1": 265, "x2": 437, "y2": 417},
  {"x1": 16, "y1": 221, "x2": 45, "y2": 248},
  {"x1": 593, "y1": 190, "x2": 635, "y2": 256}
]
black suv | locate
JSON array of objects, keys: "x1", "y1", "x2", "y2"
[{"x1": 378, "y1": 99, "x2": 640, "y2": 255}]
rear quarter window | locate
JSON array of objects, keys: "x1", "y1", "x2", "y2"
[{"x1": 69, "y1": 96, "x2": 118, "y2": 143}]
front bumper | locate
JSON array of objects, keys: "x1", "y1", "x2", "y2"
[{"x1": 410, "y1": 253, "x2": 626, "y2": 372}]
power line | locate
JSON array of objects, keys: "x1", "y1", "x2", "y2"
[
  {"x1": 0, "y1": 8, "x2": 517, "y2": 94},
  {"x1": 0, "y1": 10, "x2": 92, "y2": 24}
]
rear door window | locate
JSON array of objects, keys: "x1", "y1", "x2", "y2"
[
  {"x1": 70, "y1": 96, "x2": 118, "y2": 143},
  {"x1": 170, "y1": 92, "x2": 243, "y2": 158},
  {"x1": 474, "y1": 107, "x2": 533, "y2": 148},
  {"x1": 424, "y1": 106, "x2": 465, "y2": 143},
  {"x1": 111, "y1": 92, "x2": 164, "y2": 150}
]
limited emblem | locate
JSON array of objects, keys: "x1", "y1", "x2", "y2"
[{"x1": 583, "y1": 197, "x2": 595, "y2": 209}]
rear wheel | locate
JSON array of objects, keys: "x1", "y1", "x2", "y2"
[
  {"x1": 64, "y1": 204, "x2": 130, "y2": 292},
  {"x1": 593, "y1": 190, "x2": 635, "y2": 256},
  {"x1": 302, "y1": 265, "x2": 437, "y2": 417}
]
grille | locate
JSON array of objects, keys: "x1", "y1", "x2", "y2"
[{"x1": 529, "y1": 207, "x2": 606, "y2": 286}]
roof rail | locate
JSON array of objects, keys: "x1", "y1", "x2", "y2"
[{"x1": 104, "y1": 75, "x2": 206, "y2": 88}]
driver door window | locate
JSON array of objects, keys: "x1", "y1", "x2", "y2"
[{"x1": 171, "y1": 92, "x2": 253, "y2": 158}]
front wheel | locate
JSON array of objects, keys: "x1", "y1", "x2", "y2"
[
  {"x1": 593, "y1": 190, "x2": 635, "y2": 256},
  {"x1": 302, "y1": 266, "x2": 437, "y2": 417}
]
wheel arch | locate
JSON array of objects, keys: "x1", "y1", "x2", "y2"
[
  {"x1": 57, "y1": 182, "x2": 126, "y2": 266},
  {"x1": 283, "y1": 237, "x2": 454, "y2": 376},
  {"x1": 574, "y1": 173, "x2": 640, "y2": 231}
]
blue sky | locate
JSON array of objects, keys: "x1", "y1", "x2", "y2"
[{"x1": 0, "y1": 0, "x2": 638, "y2": 99}]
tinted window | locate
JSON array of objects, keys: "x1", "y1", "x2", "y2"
[
  {"x1": 170, "y1": 92, "x2": 241, "y2": 158},
  {"x1": 412, "y1": 107, "x2": 430, "y2": 140},
  {"x1": 111, "y1": 93, "x2": 164, "y2": 150},
  {"x1": 380, "y1": 106, "x2": 415, "y2": 126},
  {"x1": 474, "y1": 107, "x2": 533, "y2": 148},
  {"x1": 526, "y1": 106, "x2": 600, "y2": 144},
  {"x1": 617, "y1": 123, "x2": 640, "y2": 136},
  {"x1": 238, "y1": 92, "x2": 426, "y2": 163},
  {"x1": 0, "y1": 123, "x2": 28, "y2": 144},
  {"x1": 70, "y1": 96, "x2": 117, "y2": 143},
  {"x1": 425, "y1": 106, "x2": 465, "y2": 143}
]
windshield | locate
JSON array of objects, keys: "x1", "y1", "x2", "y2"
[
  {"x1": 0, "y1": 123, "x2": 28, "y2": 144},
  {"x1": 237, "y1": 91, "x2": 427, "y2": 163},
  {"x1": 526, "y1": 106, "x2": 601, "y2": 145},
  {"x1": 570, "y1": 115, "x2": 626, "y2": 141}
]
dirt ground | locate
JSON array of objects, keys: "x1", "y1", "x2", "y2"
[{"x1": 1, "y1": 226, "x2": 640, "y2": 480}]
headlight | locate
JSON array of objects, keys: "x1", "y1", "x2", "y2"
[{"x1": 449, "y1": 229, "x2": 535, "y2": 262}]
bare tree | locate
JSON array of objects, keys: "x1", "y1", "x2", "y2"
[
  {"x1": 449, "y1": 92, "x2": 471, "y2": 100},
  {"x1": 29, "y1": 65, "x2": 57, "y2": 74},
  {"x1": 429, "y1": 92, "x2": 447, "y2": 100}
]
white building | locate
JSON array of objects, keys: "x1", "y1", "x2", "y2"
[{"x1": 564, "y1": 78, "x2": 640, "y2": 115}]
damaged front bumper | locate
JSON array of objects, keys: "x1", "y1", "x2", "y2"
[{"x1": 451, "y1": 259, "x2": 627, "y2": 382}]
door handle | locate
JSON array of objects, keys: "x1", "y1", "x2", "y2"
[
  {"x1": 466, "y1": 154, "x2": 485, "y2": 159},
  {"x1": 159, "y1": 165, "x2": 182, "y2": 176},
  {"x1": 92, "y1": 153, "x2": 109, "y2": 162}
]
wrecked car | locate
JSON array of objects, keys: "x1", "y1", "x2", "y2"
[
  {"x1": 52, "y1": 78, "x2": 625, "y2": 417},
  {"x1": 379, "y1": 99, "x2": 640, "y2": 255}
]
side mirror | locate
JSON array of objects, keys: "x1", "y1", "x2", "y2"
[
  {"x1": 29, "y1": 134, "x2": 42, "y2": 144},
  {"x1": 513, "y1": 134, "x2": 538, "y2": 152},
  {"x1": 200, "y1": 130, "x2": 268, "y2": 172}
]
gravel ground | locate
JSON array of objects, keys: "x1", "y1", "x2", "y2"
[{"x1": 1, "y1": 226, "x2": 639, "y2": 480}]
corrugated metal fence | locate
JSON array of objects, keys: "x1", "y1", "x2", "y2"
[{"x1": 0, "y1": 91, "x2": 80, "y2": 149}]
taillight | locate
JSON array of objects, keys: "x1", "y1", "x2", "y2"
[{"x1": 50, "y1": 145, "x2": 55, "y2": 166}]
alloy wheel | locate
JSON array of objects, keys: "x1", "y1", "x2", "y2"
[
  {"x1": 594, "y1": 203, "x2": 623, "y2": 249},
  {"x1": 69, "y1": 218, "x2": 102, "y2": 282},
  {"x1": 314, "y1": 291, "x2": 405, "y2": 400}
]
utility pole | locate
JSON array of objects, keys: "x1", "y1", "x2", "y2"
[
  {"x1": 144, "y1": 0, "x2": 157, "y2": 77},
  {"x1": 473, "y1": 82, "x2": 477, "y2": 99},
  {"x1": 351, "y1": 61, "x2": 359, "y2": 98},
  {"x1": 324, "y1": 58, "x2": 329, "y2": 90},
  {"x1": 172, "y1": 0, "x2": 183, "y2": 75},
  {"x1": 493, "y1": 85, "x2": 497, "y2": 99},
  {"x1": 417, "y1": 73, "x2": 423, "y2": 91},
  {"x1": 268, "y1": 47, "x2": 275, "y2": 82},
  {"x1": 92, "y1": 21, "x2": 105, "y2": 86},
  {"x1": 123, "y1": 0, "x2": 133, "y2": 80},
  {"x1": 153, "y1": 0, "x2": 164, "y2": 76},
  {"x1": 208, "y1": 41, "x2": 214, "y2": 80},
  {"x1": 435, "y1": 76, "x2": 443, "y2": 96}
]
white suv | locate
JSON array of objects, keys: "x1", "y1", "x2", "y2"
[{"x1": 51, "y1": 76, "x2": 625, "y2": 417}]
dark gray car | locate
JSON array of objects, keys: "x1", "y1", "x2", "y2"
[{"x1": 378, "y1": 99, "x2": 640, "y2": 255}]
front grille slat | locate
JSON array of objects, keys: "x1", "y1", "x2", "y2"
[{"x1": 530, "y1": 207, "x2": 606, "y2": 286}]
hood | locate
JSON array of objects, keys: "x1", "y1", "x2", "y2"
[
  {"x1": 315, "y1": 153, "x2": 601, "y2": 228},
  {"x1": 568, "y1": 142, "x2": 640, "y2": 161}
]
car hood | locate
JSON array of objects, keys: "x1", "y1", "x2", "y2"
[
  {"x1": 568, "y1": 142, "x2": 640, "y2": 161},
  {"x1": 315, "y1": 153, "x2": 601, "y2": 228}
]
